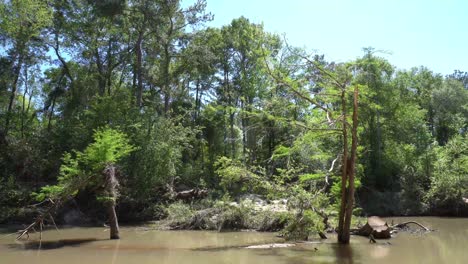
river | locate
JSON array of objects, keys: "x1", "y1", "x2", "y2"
[{"x1": 0, "y1": 217, "x2": 466, "y2": 263}]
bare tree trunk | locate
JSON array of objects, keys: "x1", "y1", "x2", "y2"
[
  {"x1": 135, "y1": 31, "x2": 144, "y2": 108},
  {"x1": 341, "y1": 86, "x2": 359, "y2": 243},
  {"x1": 21, "y1": 67, "x2": 28, "y2": 138},
  {"x1": 194, "y1": 78, "x2": 201, "y2": 120},
  {"x1": 230, "y1": 111, "x2": 236, "y2": 158},
  {"x1": 337, "y1": 89, "x2": 348, "y2": 243},
  {"x1": 94, "y1": 49, "x2": 106, "y2": 96},
  {"x1": 47, "y1": 98, "x2": 56, "y2": 132},
  {"x1": 5, "y1": 53, "x2": 23, "y2": 134},
  {"x1": 163, "y1": 18, "x2": 174, "y2": 115},
  {"x1": 104, "y1": 164, "x2": 120, "y2": 239},
  {"x1": 108, "y1": 202, "x2": 119, "y2": 240}
]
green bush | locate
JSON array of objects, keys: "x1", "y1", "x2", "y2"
[
  {"x1": 214, "y1": 157, "x2": 270, "y2": 196},
  {"x1": 279, "y1": 186, "x2": 330, "y2": 240},
  {"x1": 166, "y1": 201, "x2": 194, "y2": 225}
]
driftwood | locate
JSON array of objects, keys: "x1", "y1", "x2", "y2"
[
  {"x1": 16, "y1": 199, "x2": 60, "y2": 241},
  {"x1": 356, "y1": 216, "x2": 391, "y2": 239},
  {"x1": 354, "y1": 216, "x2": 432, "y2": 241}
]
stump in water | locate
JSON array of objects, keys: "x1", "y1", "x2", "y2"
[
  {"x1": 357, "y1": 216, "x2": 391, "y2": 239},
  {"x1": 104, "y1": 164, "x2": 120, "y2": 239}
]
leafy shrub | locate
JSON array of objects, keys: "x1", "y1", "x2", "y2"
[
  {"x1": 166, "y1": 201, "x2": 194, "y2": 225},
  {"x1": 34, "y1": 127, "x2": 135, "y2": 202},
  {"x1": 214, "y1": 157, "x2": 270, "y2": 196},
  {"x1": 280, "y1": 186, "x2": 330, "y2": 240}
]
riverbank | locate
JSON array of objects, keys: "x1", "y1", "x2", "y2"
[{"x1": 1, "y1": 217, "x2": 467, "y2": 264}]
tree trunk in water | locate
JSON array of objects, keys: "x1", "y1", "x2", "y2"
[
  {"x1": 108, "y1": 202, "x2": 120, "y2": 239},
  {"x1": 337, "y1": 86, "x2": 359, "y2": 244},
  {"x1": 104, "y1": 164, "x2": 120, "y2": 239},
  {"x1": 337, "y1": 89, "x2": 348, "y2": 243},
  {"x1": 341, "y1": 86, "x2": 359, "y2": 243}
]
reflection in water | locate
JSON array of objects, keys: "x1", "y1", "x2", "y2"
[
  {"x1": 10, "y1": 238, "x2": 98, "y2": 250},
  {"x1": 0, "y1": 218, "x2": 467, "y2": 264},
  {"x1": 333, "y1": 244, "x2": 354, "y2": 264},
  {"x1": 111, "y1": 239, "x2": 120, "y2": 264},
  {"x1": 368, "y1": 244, "x2": 390, "y2": 259}
]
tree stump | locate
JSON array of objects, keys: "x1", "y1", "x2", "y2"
[{"x1": 357, "y1": 216, "x2": 391, "y2": 239}]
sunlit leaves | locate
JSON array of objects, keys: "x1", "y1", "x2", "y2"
[{"x1": 34, "y1": 128, "x2": 134, "y2": 201}]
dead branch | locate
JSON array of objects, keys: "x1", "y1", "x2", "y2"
[
  {"x1": 16, "y1": 199, "x2": 60, "y2": 240},
  {"x1": 391, "y1": 221, "x2": 431, "y2": 231}
]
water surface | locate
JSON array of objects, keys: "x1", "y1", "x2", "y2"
[{"x1": 1, "y1": 217, "x2": 466, "y2": 264}]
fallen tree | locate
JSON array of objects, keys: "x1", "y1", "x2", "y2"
[
  {"x1": 353, "y1": 216, "x2": 431, "y2": 241},
  {"x1": 16, "y1": 128, "x2": 134, "y2": 241}
]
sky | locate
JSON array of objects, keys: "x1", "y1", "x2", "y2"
[{"x1": 183, "y1": 0, "x2": 467, "y2": 75}]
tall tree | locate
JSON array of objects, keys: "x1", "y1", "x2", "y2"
[{"x1": 0, "y1": 0, "x2": 52, "y2": 134}]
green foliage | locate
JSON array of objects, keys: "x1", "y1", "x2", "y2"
[
  {"x1": 214, "y1": 156, "x2": 270, "y2": 195},
  {"x1": 281, "y1": 209, "x2": 323, "y2": 240},
  {"x1": 0, "y1": 178, "x2": 34, "y2": 223},
  {"x1": 1, "y1": 0, "x2": 468, "y2": 225},
  {"x1": 129, "y1": 117, "x2": 197, "y2": 200},
  {"x1": 84, "y1": 127, "x2": 135, "y2": 168},
  {"x1": 431, "y1": 80, "x2": 468, "y2": 145},
  {"x1": 280, "y1": 186, "x2": 329, "y2": 240},
  {"x1": 166, "y1": 201, "x2": 194, "y2": 225},
  {"x1": 426, "y1": 135, "x2": 468, "y2": 214},
  {"x1": 34, "y1": 128, "x2": 134, "y2": 202},
  {"x1": 0, "y1": 0, "x2": 52, "y2": 39}
]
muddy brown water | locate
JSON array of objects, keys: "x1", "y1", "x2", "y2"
[{"x1": 1, "y1": 217, "x2": 467, "y2": 264}]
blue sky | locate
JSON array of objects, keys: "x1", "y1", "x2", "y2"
[{"x1": 183, "y1": 0, "x2": 467, "y2": 75}]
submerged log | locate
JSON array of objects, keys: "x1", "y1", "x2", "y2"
[
  {"x1": 246, "y1": 243, "x2": 296, "y2": 249},
  {"x1": 356, "y1": 216, "x2": 391, "y2": 239}
]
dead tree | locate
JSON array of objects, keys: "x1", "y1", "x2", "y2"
[
  {"x1": 103, "y1": 164, "x2": 120, "y2": 239},
  {"x1": 337, "y1": 86, "x2": 359, "y2": 244}
]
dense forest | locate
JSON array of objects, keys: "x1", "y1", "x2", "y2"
[{"x1": 0, "y1": 0, "x2": 467, "y2": 241}]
